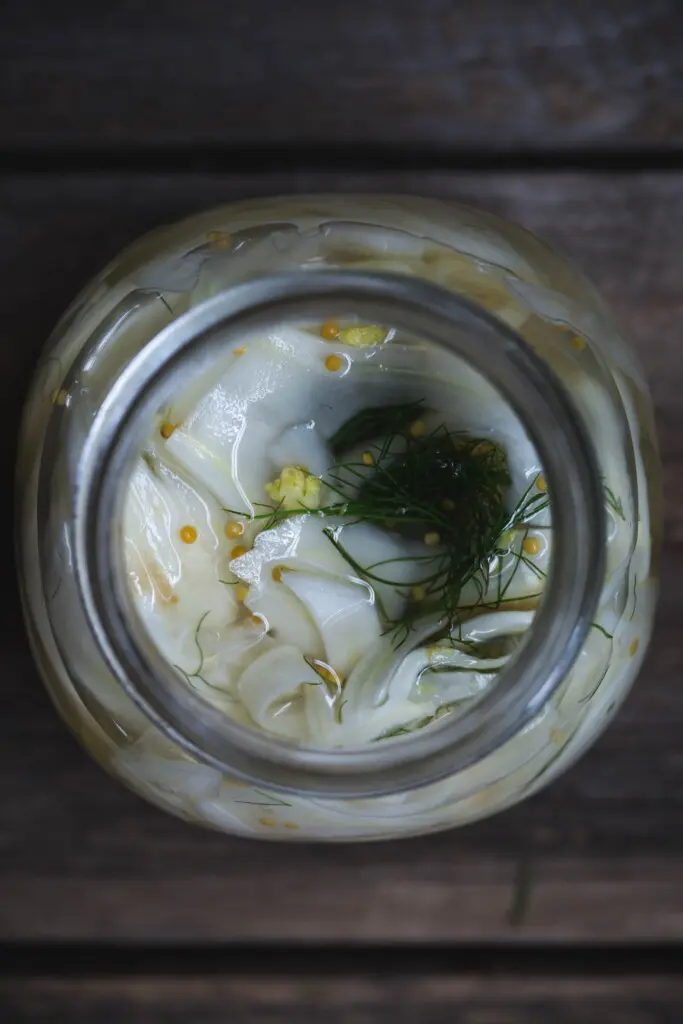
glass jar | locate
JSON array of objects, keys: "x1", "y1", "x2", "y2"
[{"x1": 17, "y1": 196, "x2": 660, "y2": 840}]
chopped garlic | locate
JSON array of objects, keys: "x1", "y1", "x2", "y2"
[
  {"x1": 338, "y1": 325, "x2": 387, "y2": 347},
  {"x1": 265, "y1": 465, "x2": 322, "y2": 511}
]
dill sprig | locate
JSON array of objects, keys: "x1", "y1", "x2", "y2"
[
  {"x1": 343, "y1": 428, "x2": 513, "y2": 644},
  {"x1": 226, "y1": 405, "x2": 550, "y2": 647},
  {"x1": 604, "y1": 484, "x2": 625, "y2": 521},
  {"x1": 174, "y1": 610, "x2": 212, "y2": 687},
  {"x1": 328, "y1": 399, "x2": 426, "y2": 458},
  {"x1": 174, "y1": 611, "x2": 234, "y2": 697},
  {"x1": 362, "y1": 468, "x2": 548, "y2": 647},
  {"x1": 375, "y1": 699, "x2": 466, "y2": 740}
]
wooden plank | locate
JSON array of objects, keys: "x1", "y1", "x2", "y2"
[
  {"x1": 2, "y1": 863, "x2": 683, "y2": 941},
  {"x1": 2, "y1": 974, "x2": 683, "y2": 1024},
  {"x1": 1, "y1": 0, "x2": 682, "y2": 150},
  {"x1": 2, "y1": 172, "x2": 683, "y2": 941}
]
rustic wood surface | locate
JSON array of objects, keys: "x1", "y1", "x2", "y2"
[
  {"x1": 2, "y1": 0, "x2": 682, "y2": 151},
  {"x1": 3, "y1": 2, "x2": 683, "y2": 1010},
  {"x1": 2, "y1": 971, "x2": 683, "y2": 1024},
  {"x1": 1, "y1": 173, "x2": 682, "y2": 954}
]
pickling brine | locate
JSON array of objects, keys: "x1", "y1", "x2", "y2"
[{"x1": 17, "y1": 196, "x2": 659, "y2": 839}]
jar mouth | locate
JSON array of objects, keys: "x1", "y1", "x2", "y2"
[{"x1": 73, "y1": 270, "x2": 605, "y2": 798}]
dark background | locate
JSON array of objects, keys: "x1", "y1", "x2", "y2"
[{"x1": 1, "y1": 1, "x2": 683, "y2": 1020}]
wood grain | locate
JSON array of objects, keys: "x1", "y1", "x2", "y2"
[
  {"x1": 1, "y1": 0, "x2": 682, "y2": 150},
  {"x1": 2, "y1": 172, "x2": 682, "y2": 941},
  {"x1": 2, "y1": 973, "x2": 683, "y2": 1024}
]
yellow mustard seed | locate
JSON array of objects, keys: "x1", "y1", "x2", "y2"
[
  {"x1": 283, "y1": 821, "x2": 300, "y2": 830},
  {"x1": 320, "y1": 320, "x2": 339, "y2": 340},
  {"x1": 571, "y1": 334, "x2": 586, "y2": 351},
  {"x1": 629, "y1": 638, "x2": 640, "y2": 658},
  {"x1": 536, "y1": 474, "x2": 547, "y2": 493},
  {"x1": 234, "y1": 346, "x2": 247, "y2": 356},
  {"x1": 412, "y1": 585, "x2": 427, "y2": 602},
  {"x1": 230, "y1": 544, "x2": 247, "y2": 559},
  {"x1": 523, "y1": 536, "x2": 542, "y2": 556},
  {"x1": 362, "y1": 450, "x2": 375, "y2": 466},
  {"x1": 325, "y1": 354, "x2": 343, "y2": 372},
  {"x1": 160, "y1": 422, "x2": 176, "y2": 439},
  {"x1": 409, "y1": 419, "x2": 426, "y2": 438},
  {"x1": 225, "y1": 521, "x2": 245, "y2": 539},
  {"x1": 236, "y1": 585, "x2": 249, "y2": 603},
  {"x1": 179, "y1": 525, "x2": 197, "y2": 544},
  {"x1": 424, "y1": 531, "x2": 441, "y2": 547},
  {"x1": 259, "y1": 817, "x2": 277, "y2": 827}
]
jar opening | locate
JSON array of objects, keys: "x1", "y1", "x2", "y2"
[{"x1": 73, "y1": 270, "x2": 605, "y2": 798}]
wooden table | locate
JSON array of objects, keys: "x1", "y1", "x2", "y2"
[{"x1": 1, "y1": 2, "x2": 682, "y2": 1020}]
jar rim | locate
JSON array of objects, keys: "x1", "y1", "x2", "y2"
[{"x1": 73, "y1": 269, "x2": 606, "y2": 798}]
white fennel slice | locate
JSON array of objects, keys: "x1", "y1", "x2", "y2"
[
  {"x1": 238, "y1": 644, "x2": 331, "y2": 741},
  {"x1": 163, "y1": 328, "x2": 333, "y2": 514},
  {"x1": 281, "y1": 572, "x2": 381, "y2": 678},
  {"x1": 123, "y1": 456, "x2": 237, "y2": 670}
]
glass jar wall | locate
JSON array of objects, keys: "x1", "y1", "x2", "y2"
[{"x1": 17, "y1": 196, "x2": 659, "y2": 840}]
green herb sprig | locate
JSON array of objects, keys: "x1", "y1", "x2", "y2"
[
  {"x1": 174, "y1": 611, "x2": 234, "y2": 698},
  {"x1": 226, "y1": 405, "x2": 550, "y2": 647},
  {"x1": 328, "y1": 399, "x2": 426, "y2": 457},
  {"x1": 604, "y1": 484, "x2": 625, "y2": 521}
]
